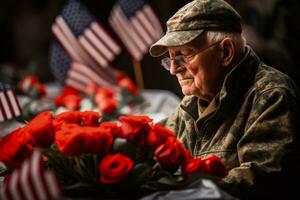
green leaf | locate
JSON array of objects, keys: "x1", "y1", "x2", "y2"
[
  {"x1": 111, "y1": 138, "x2": 137, "y2": 159},
  {"x1": 28, "y1": 85, "x2": 39, "y2": 99},
  {"x1": 21, "y1": 101, "x2": 35, "y2": 121},
  {"x1": 98, "y1": 112, "x2": 121, "y2": 122},
  {"x1": 128, "y1": 163, "x2": 152, "y2": 185},
  {"x1": 120, "y1": 88, "x2": 131, "y2": 98}
]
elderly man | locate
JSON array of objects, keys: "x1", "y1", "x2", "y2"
[{"x1": 150, "y1": 0, "x2": 300, "y2": 199}]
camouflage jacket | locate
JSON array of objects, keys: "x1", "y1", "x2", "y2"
[{"x1": 161, "y1": 46, "x2": 300, "y2": 198}]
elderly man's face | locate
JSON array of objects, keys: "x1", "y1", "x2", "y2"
[{"x1": 167, "y1": 37, "x2": 226, "y2": 102}]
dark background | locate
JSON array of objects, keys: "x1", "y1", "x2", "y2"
[{"x1": 1, "y1": 0, "x2": 300, "y2": 98}]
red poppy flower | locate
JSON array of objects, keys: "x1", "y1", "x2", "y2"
[
  {"x1": 83, "y1": 127, "x2": 113, "y2": 155},
  {"x1": 61, "y1": 86, "x2": 80, "y2": 95},
  {"x1": 55, "y1": 86, "x2": 81, "y2": 110},
  {"x1": 146, "y1": 125, "x2": 176, "y2": 150},
  {"x1": 155, "y1": 137, "x2": 190, "y2": 167},
  {"x1": 98, "y1": 153, "x2": 134, "y2": 184},
  {"x1": 37, "y1": 83, "x2": 46, "y2": 96},
  {"x1": 97, "y1": 98, "x2": 118, "y2": 114},
  {"x1": 53, "y1": 111, "x2": 100, "y2": 131},
  {"x1": 85, "y1": 82, "x2": 98, "y2": 95},
  {"x1": 24, "y1": 111, "x2": 54, "y2": 148},
  {"x1": 79, "y1": 111, "x2": 101, "y2": 126},
  {"x1": 54, "y1": 125, "x2": 83, "y2": 156},
  {"x1": 119, "y1": 115, "x2": 152, "y2": 144},
  {"x1": 56, "y1": 94, "x2": 82, "y2": 111},
  {"x1": 0, "y1": 128, "x2": 33, "y2": 168},
  {"x1": 99, "y1": 122, "x2": 122, "y2": 138},
  {"x1": 95, "y1": 88, "x2": 115, "y2": 102},
  {"x1": 202, "y1": 156, "x2": 228, "y2": 177},
  {"x1": 55, "y1": 126, "x2": 113, "y2": 156},
  {"x1": 182, "y1": 158, "x2": 205, "y2": 176}
]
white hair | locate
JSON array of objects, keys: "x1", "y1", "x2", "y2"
[{"x1": 205, "y1": 31, "x2": 246, "y2": 54}]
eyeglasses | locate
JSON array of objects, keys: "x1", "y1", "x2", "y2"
[{"x1": 161, "y1": 40, "x2": 223, "y2": 71}]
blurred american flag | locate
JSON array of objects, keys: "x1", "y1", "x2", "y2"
[
  {"x1": 109, "y1": 0, "x2": 163, "y2": 61},
  {"x1": 0, "y1": 150, "x2": 61, "y2": 200},
  {"x1": 0, "y1": 83, "x2": 22, "y2": 122},
  {"x1": 49, "y1": 0, "x2": 121, "y2": 91}
]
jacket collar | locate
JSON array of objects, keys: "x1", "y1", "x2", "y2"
[{"x1": 219, "y1": 45, "x2": 259, "y2": 101}]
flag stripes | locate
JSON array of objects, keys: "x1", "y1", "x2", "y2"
[
  {"x1": 51, "y1": 24, "x2": 81, "y2": 62},
  {"x1": 109, "y1": 2, "x2": 163, "y2": 61},
  {"x1": 66, "y1": 62, "x2": 118, "y2": 92},
  {"x1": 0, "y1": 84, "x2": 22, "y2": 122},
  {"x1": 110, "y1": 5, "x2": 146, "y2": 60},
  {"x1": 0, "y1": 151, "x2": 61, "y2": 200},
  {"x1": 143, "y1": 5, "x2": 164, "y2": 37}
]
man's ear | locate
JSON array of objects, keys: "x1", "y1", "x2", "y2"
[{"x1": 220, "y1": 38, "x2": 235, "y2": 67}]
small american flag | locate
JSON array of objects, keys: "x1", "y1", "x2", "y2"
[
  {"x1": 0, "y1": 84, "x2": 22, "y2": 122},
  {"x1": 109, "y1": 0, "x2": 163, "y2": 61},
  {"x1": 49, "y1": 0, "x2": 122, "y2": 91},
  {"x1": 0, "y1": 150, "x2": 62, "y2": 200}
]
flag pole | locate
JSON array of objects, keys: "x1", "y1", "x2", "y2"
[{"x1": 132, "y1": 60, "x2": 144, "y2": 90}]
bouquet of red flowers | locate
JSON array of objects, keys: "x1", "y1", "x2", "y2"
[{"x1": 0, "y1": 111, "x2": 227, "y2": 198}]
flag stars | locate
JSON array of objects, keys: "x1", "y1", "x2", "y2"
[
  {"x1": 118, "y1": 0, "x2": 145, "y2": 18},
  {"x1": 61, "y1": 0, "x2": 95, "y2": 36},
  {"x1": 49, "y1": 42, "x2": 70, "y2": 85}
]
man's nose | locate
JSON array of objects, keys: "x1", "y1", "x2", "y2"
[
  {"x1": 169, "y1": 60, "x2": 183, "y2": 75},
  {"x1": 169, "y1": 61, "x2": 178, "y2": 75}
]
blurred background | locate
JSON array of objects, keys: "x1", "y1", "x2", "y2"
[{"x1": 1, "y1": 0, "x2": 300, "y2": 98}]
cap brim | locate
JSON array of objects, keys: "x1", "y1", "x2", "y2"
[{"x1": 149, "y1": 29, "x2": 204, "y2": 57}]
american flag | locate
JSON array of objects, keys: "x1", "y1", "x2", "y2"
[
  {"x1": 109, "y1": 0, "x2": 163, "y2": 61},
  {"x1": 0, "y1": 84, "x2": 22, "y2": 122},
  {"x1": 49, "y1": 0, "x2": 122, "y2": 91},
  {"x1": 0, "y1": 150, "x2": 62, "y2": 200}
]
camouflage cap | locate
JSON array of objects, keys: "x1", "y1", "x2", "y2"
[{"x1": 149, "y1": 0, "x2": 242, "y2": 57}]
